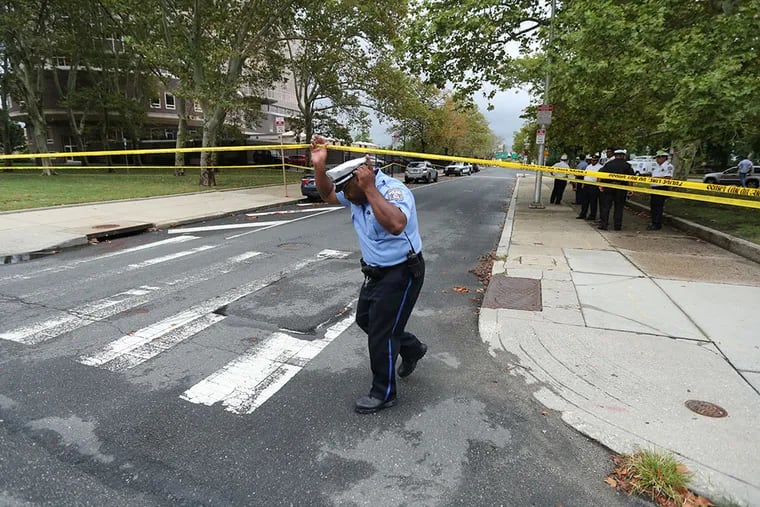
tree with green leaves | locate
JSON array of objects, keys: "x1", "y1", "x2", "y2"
[
  {"x1": 114, "y1": 0, "x2": 296, "y2": 185},
  {"x1": 282, "y1": 0, "x2": 408, "y2": 150}
]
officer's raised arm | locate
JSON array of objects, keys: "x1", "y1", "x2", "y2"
[{"x1": 310, "y1": 135, "x2": 339, "y2": 204}]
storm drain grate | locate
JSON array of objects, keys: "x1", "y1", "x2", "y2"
[
  {"x1": 684, "y1": 400, "x2": 728, "y2": 418},
  {"x1": 92, "y1": 224, "x2": 121, "y2": 229},
  {"x1": 482, "y1": 276, "x2": 542, "y2": 311}
]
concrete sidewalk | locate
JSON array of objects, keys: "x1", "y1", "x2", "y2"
[
  {"x1": 0, "y1": 186, "x2": 298, "y2": 262},
  {"x1": 481, "y1": 174, "x2": 760, "y2": 505}
]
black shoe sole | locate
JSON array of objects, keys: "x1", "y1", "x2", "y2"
[{"x1": 355, "y1": 398, "x2": 397, "y2": 414}]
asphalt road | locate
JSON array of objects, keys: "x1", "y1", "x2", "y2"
[{"x1": 0, "y1": 168, "x2": 645, "y2": 506}]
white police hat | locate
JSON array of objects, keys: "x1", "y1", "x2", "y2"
[
  {"x1": 613, "y1": 149, "x2": 626, "y2": 155},
  {"x1": 326, "y1": 157, "x2": 368, "y2": 192}
]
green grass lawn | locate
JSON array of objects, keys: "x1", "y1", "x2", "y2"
[
  {"x1": 629, "y1": 192, "x2": 760, "y2": 245},
  {"x1": 0, "y1": 168, "x2": 305, "y2": 211}
]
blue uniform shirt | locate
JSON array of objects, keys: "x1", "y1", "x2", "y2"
[{"x1": 337, "y1": 171, "x2": 422, "y2": 267}]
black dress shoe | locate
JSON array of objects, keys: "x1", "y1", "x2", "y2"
[
  {"x1": 575, "y1": 215, "x2": 586, "y2": 219},
  {"x1": 585, "y1": 216, "x2": 596, "y2": 221},
  {"x1": 597, "y1": 225, "x2": 608, "y2": 230},
  {"x1": 614, "y1": 227, "x2": 621, "y2": 231},
  {"x1": 398, "y1": 343, "x2": 427, "y2": 378},
  {"x1": 354, "y1": 395, "x2": 396, "y2": 414},
  {"x1": 646, "y1": 224, "x2": 662, "y2": 230}
]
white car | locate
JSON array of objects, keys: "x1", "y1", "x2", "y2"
[
  {"x1": 444, "y1": 161, "x2": 472, "y2": 176},
  {"x1": 405, "y1": 161, "x2": 439, "y2": 183}
]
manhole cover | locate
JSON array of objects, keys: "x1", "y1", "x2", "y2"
[
  {"x1": 684, "y1": 400, "x2": 728, "y2": 418},
  {"x1": 92, "y1": 224, "x2": 120, "y2": 229},
  {"x1": 482, "y1": 276, "x2": 542, "y2": 310}
]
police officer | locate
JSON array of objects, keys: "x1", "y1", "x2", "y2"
[
  {"x1": 648, "y1": 151, "x2": 674, "y2": 230},
  {"x1": 310, "y1": 135, "x2": 427, "y2": 414},
  {"x1": 598, "y1": 149, "x2": 634, "y2": 230}
]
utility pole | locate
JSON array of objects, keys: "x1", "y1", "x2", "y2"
[{"x1": 530, "y1": 0, "x2": 556, "y2": 209}]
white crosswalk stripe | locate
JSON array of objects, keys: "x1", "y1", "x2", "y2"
[
  {"x1": 0, "y1": 251, "x2": 262, "y2": 345},
  {"x1": 0, "y1": 235, "x2": 200, "y2": 282},
  {"x1": 180, "y1": 313, "x2": 355, "y2": 414},
  {"x1": 78, "y1": 249, "x2": 351, "y2": 370}
]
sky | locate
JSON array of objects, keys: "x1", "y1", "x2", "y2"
[{"x1": 369, "y1": 87, "x2": 532, "y2": 153}]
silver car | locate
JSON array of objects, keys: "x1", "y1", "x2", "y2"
[
  {"x1": 405, "y1": 161, "x2": 439, "y2": 183},
  {"x1": 703, "y1": 165, "x2": 760, "y2": 188}
]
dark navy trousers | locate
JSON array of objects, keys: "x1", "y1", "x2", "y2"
[{"x1": 356, "y1": 256, "x2": 425, "y2": 401}]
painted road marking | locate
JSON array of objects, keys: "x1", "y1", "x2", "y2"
[
  {"x1": 78, "y1": 249, "x2": 351, "y2": 370},
  {"x1": 226, "y1": 208, "x2": 341, "y2": 240},
  {"x1": 246, "y1": 207, "x2": 342, "y2": 217},
  {"x1": 180, "y1": 312, "x2": 355, "y2": 414},
  {"x1": 0, "y1": 235, "x2": 200, "y2": 282},
  {"x1": 167, "y1": 221, "x2": 288, "y2": 234},
  {"x1": 0, "y1": 286, "x2": 161, "y2": 345},
  {"x1": 0, "y1": 251, "x2": 262, "y2": 345},
  {"x1": 126, "y1": 245, "x2": 217, "y2": 269}
]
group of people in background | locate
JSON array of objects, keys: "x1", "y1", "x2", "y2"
[{"x1": 550, "y1": 148, "x2": 674, "y2": 231}]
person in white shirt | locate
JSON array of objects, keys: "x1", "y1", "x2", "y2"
[
  {"x1": 577, "y1": 153, "x2": 601, "y2": 220},
  {"x1": 550, "y1": 154, "x2": 570, "y2": 204},
  {"x1": 648, "y1": 151, "x2": 674, "y2": 230}
]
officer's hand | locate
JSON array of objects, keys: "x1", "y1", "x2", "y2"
[
  {"x1": 310, "y1": 135, "x2": 327, "y2": 168},
  {"x1": 354, "y1": 164, "x2": 376, "y2": 191}
]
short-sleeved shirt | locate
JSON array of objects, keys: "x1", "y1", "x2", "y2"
[
  {"x1": 651, "y1": 160, "x2": 674, "y2": 187},
  {"x1": 584, "y1": 163, "x2": 602, "y2": 182},
  {"x1": 551, "y1": 161, "x2": 569, "y2": 177},
  {"x1": 337, "y1": 171, "x2": 422, "y2": 267},
  {"x1": 738, "y1": 159, "x2": 753, "y2": 173}
]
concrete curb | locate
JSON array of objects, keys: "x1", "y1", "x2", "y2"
[{"x1": 625, "y1": 200, "x2": 760, "y2": 265}]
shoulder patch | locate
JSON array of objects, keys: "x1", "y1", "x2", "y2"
[{"x1": 386, "y1": 188, "x2": 404, "y2": 202}]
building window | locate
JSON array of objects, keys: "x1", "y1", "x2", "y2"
[
  {"x1": 52, "y1": 56, "x2": 71, "y2": 67},
  {"x1": 46, "y1": 128, "x2": 54, "y2": 144},
  {"x1": 165, "y1": 129, "x2": 175, "y2": 140},
  {"x1": 150, "y1": 96, "x2": 161, "y2": 109},
  {"x1": 165, "y1": 93, "x2": 176, "y2": 110},
  {"x1": 105, "y1": 36, "x2": 125, "y2": 54}
]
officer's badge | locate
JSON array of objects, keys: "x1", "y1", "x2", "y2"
[{"x1": 387, "y1": 188, "x2": 403, "y2": 202}]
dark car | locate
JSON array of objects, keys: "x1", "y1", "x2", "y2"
[
  {"x1": 252, "y1": 149, "x2": 283, "y2": 166},
  {"x1": 300, "y1": 175, "x2": 320, "y2": 200}
]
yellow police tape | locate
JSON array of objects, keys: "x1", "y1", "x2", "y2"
[{"x1": 2, "y1": 143, "x2": 759, "y2": 209}]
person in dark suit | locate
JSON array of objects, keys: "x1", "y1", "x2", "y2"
[{"x1": 597, "y1": 149, "x2": 634, "y2": 230}]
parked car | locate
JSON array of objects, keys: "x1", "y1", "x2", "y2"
[
  {"x1": 252, "y1": 149, "x2": 283, "y2": 166},
  {"x1": 703, "y1": 165, "x2": 760, "y2": 188},
  {"x1": 444, "y1": 161, "x2": 472, "y2": 176},
  {"x1": 405, "y1": 161, "x2": 438, "y2": 183},
  {"x1": 300, "y1": 175, "x2": 319, "y2": 200},
  {"x1": 286, "y1": 154, "x2": 308, "y2": 166}
]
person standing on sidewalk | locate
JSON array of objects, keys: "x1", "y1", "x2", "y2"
[
  {"x1": 550, "y1": 154, "x2": 570, "y2": 204},
  {"x1": 647, "y1": 151, "x2": 674, "y2": 231},
  {"x1": 310, "y1": 135, "x2": 428, "y2": 414},
  {"x1": 573, "y1": 155, "x2": 588, "y2": 204},
  {"x1": 737, "y1": 155, "x2": 753, "y2": 188},
  {"x1": 598, "y1": 149, "x2": 634, "y2": 230},
  {"x1": 577, "y1": 153, "x2": 601, "y2": 221}
]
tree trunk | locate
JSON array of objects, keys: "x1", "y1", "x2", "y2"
[
  {"x1": 199, "y1": 108, "x2": 224, "y2": 186},
  {"x1": 174, "y1": 97, "x2": 188, "y2": 176}
]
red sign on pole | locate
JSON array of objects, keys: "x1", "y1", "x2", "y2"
[{"x1": 537, "y1": 104, "x2": 553, "y2": 125}]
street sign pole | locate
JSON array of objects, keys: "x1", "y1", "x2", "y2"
[
  {"x1": 275, "y1": 116, "x2": 288, "y2": 197},
  {"x1": 530, "y1": 0, "x2": 556, "y2": 210}
]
